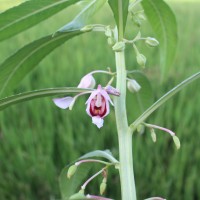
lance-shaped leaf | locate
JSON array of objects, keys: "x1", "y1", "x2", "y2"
[
  {"x1": 141, "y1": 0, "x2": 178, "y2": 78},
  {"x1": 0, "y1": 0, "x2": 81, "y2": 42},
  {"x1": 0, "y1": 87, "x2": 93, "y2": 111},
  {"x1": 130, "y1": 71, "x2": 200, "y2": 131},
  {"x1": 108, "y1": 0, "x2": 129, "y2": 35},
  {"x1": 57, "y1": 0, "x2": 107, "y2": 33},
  {"x1": 0, "y1": 31, "x2": 84, "y2": 97},
  {"x1": 79, "y1": 150, "x2": 119, "y2": 163}
]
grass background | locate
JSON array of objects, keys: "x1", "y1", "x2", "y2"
[{"x1": 0, "y1": 1, "x2": 200, "y2": 200}]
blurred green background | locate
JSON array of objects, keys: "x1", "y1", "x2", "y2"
[{"x1": 0, "y1": 1, "x2": 200, "y2": 200}]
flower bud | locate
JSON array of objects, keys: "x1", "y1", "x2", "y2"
[
  {"x1": 67, "y1": 165, "x2": 77, "y2": 179},
  {"x1": 127, "y1": 79, "x2": 141, "y2": 93},
  {"x1": 145, "y1": 37, "x2": 159, "y2": 47},
  {"x1": 112, "y1": 42, "x2": 125, "y2": 52},
  {"x1": 136, "y1": 53, "x2": 146, "y2": 68},
  {"x1": 150, "y1": 128, "x2": 156, "y2": 143},
  {"x1": 105, "y1": 27, "x2": 112, "y2": 37},
  {"x1": 78, "y1": 74, "x2": 96, "y2": 89},
  {"x1": 105, "y1": 85, "x2": 120, "y2": 96},
  {"x1": 100, "y1": 182, "x2": 107, "y2": 195},
  {"x1": 173, "y1": 135, "x2": 181, "y2": 149},
  {"x1": 81, "y1": 25, "x2": 93, "y2": 32},
  {"x1": 107, "y1": 37, "x2": 115, "y2": 46},
  {"x1": 137, "y1": 124, "x2": 145, "y2": 134}
]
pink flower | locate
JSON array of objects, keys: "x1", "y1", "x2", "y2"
[
  {"x1": 78, "y1": 74, "x2": 96, "y2": 89},
  {"x1": 86, "y1": 85, "x2": 113, "y2": 128},
  {"x1": 53, "y1": 96, "x2": 74, "y2": 109},
  {"x1": 53, "y1": 74, "x2": 95, "y2": 110}
]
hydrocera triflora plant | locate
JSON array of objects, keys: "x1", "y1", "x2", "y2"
[
  {"x1": 53, "y1": 70, "x2": 120, "y2": 128},
  {"x1": 53, "y1": 66, "x2": 181, "y2": 199},
  {"x1": 0, "y1": 0, "x2": 199, "y2": 199}
]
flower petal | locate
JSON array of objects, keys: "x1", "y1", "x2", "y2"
[
  {"x1": 78, "y1": 74, "x2": 96, "y2": 89},
  {"x1": 53, "y1": 96, "x2": 74, "y2": 109},
  {"x1": 105, "y1": 85, "x2": 120, "y2": 96},
  {"x1": 92, "y1": 117, "x2": 104, "y2": 128}
]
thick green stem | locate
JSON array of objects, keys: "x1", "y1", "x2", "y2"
[{"x1": 114, "y1": 51, "x2": 137, "y2": 200}]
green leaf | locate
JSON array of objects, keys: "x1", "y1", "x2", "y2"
[
  {"x1": 141, "y1": 0, "x2": 178, "y2": 78},
  {"x1": 0, "y1": 0, "x2": 81, "y2": 42},
  {"x1": 0, "y1": 87, "x2": 93, "y2": 111},
  {"x1": 57, "y1": 0, "x2": 107, "y2": 33},
  {"x1": 108, "y1": 0, "x2": 129, "y2": 34},
  {"x1": 0, "y1": 31, "x2": 83, "y2": 97},
  {"x1": 130, "y1": 71, "x2": 200, "y2": 131},
  {"x1": 59, "y1": 164, "x2": 91, "y2": 199},
  {"x1": 79, "y1": 150, "x2": 119, "y2": 163},
  {"x1": 127, "y1": 71, "x2": 154, "y2": 120}
]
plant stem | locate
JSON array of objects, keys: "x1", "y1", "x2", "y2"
[{"x1": 114, "y1": 51, "x2": 137, "y2": 200}]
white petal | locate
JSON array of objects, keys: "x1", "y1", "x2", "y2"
[
  {"x1": 92, "y1": 117, "x2": 104, "y2": 129},
  {"x1": 53, "y1": 97, "x2": 74, "y2": 109},
  {"x1": 77, "y1": 74, "x2": 96, "y2": 89}
]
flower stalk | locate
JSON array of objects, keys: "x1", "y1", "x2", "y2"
[{"x1": 114, "y1": 50, "x2": 137, "y2": 200}]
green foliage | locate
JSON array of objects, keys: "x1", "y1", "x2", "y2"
[
  {"x1": 57, "y1": 0, "x2": 107, "y2": 33},
  {"x1": 0, "y1": 1, "x2": 199, "y2": 200},
  {"x1": 127, "y1": 71, "x2": 154, "y2": 121},
  {"x1": 108, "y1": 0, "x2": 129, "y2": 34},
  {"x1": 141, "y1": 0, "x2": 178, "y2": 78},
  {"x1": 0, "y1": 31, "x2": 83, "y2": 97},
  {"x1": 59, "y1": 164, "x2": 91, "y2": 199},
  {"x1": 79, "y1": 150, "x2": 118, "y2": 163},
  {"x1": 0, "y1": 88, "x2": 92, "y2": 110},
  {"x1": 0, "y1": 0, "x2": 81, "y2": 42},
  {"x1": 130, "y1": 71, "x2": 200, "y2": 129}
]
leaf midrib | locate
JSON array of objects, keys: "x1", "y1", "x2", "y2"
[
  {"x1": 0, "y1": 0, "x2": 74, "y2": 32},
  {"x1": 147, "y1": 0, "x2": 167, "y2": 56},
  {"x1": 0, "y1": 33, "x2": 73, "y2": 96}
]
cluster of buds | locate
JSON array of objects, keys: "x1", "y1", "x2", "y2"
[
  {"x1": 67, "y1": 159, "x2": 113, "y2": 200},
  {"x1": 143, "y1": 123, "x2": 181, "y2": 149},
  {"x1": 53, "y1": 71, "x2": 120, "y2": 128}
]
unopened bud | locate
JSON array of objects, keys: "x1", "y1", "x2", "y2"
[
  {"x1": 173, "y1": 135, "x2": 181, "y2": 149},
  {"x1": 150, "y1": 128, "x2": 156, "y2": 142},
  {"x1": 137, "y1": 124, "x2": 145, "y2": 134},
  {"x1": 100, "y1": 182, "x2": 107, "y2": 195},
  {"x1": 136, "y1": 53, "x2": 146, "y2": 68},
  {"x1": 127, "y1": 79, "x2": 141, "y2": 93},
  {"x1": 112, "y1": 42, "x2": 125, "y2": 52},
  {"x1": 105, "y1": 27, "x2": 112, "y2": 37},
  {"x1": 81, "y1": 25, "x2": 93, "y2": 32},
  {"x1": 145, "y1": 37, "x2": 159, "y2": 47},
  {"x1": 105, "y1": 85, "x2": 120, "y2": 96},
  {"x1": 67, "y1": 165, "x2": 77, "y2": 179},
  {"x1": 107, "y1": 37, "x2": 115, "y2": 46},
  {"x1": 78, "y1": 74, "x2": 96, "y2": 89}
]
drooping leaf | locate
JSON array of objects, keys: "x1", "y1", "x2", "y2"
[
  {"x1": 130, "y1": 71, "x2": 200, "y2": 131},
  {"x1": 108, "y1": 0, "x2": 129, "y2": 35},
  {"x1": 0, "y1": 31, "x2": 84, "y2": 97},
  {"x1": 57, "y1": 0, "x2": 107, "y2": 33},
  {"x1": 141, "y1": 0, "x2": 178, "y2": 78},
  {"x1": 0, "y1": 0, "x2": 81, "y2": 42},
  {"x1": 0, "y1": 87, "x2": 93, "y2": 111},
  {"x1": 127, "y1": 71, "x2": 154, "y2": 120},
  {"x1": 79, "y1": 150, "x2": 119, "y2": 163},
  {"x1": 59, "y1": 163, "x2": 91, "y2": 199}
]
